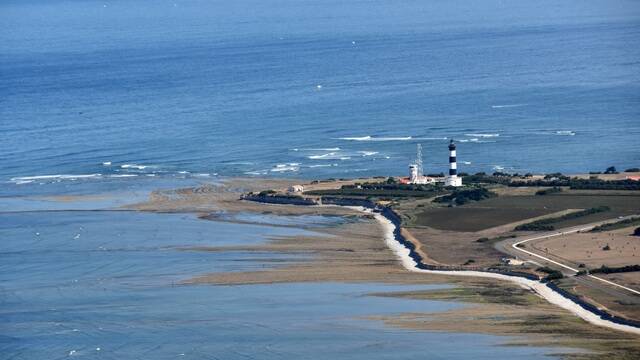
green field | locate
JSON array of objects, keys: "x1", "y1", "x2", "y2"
[{"x1": 410, "y1": 193, "x2": 640, "y2": 232}]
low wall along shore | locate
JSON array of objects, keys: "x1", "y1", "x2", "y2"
[{"x1": 242, "y1": 193, "x2": 640, "y2": 333}]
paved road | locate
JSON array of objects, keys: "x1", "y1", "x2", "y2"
[{"x1": 495, "y1": 215, "x2": 640, "y2": 296}]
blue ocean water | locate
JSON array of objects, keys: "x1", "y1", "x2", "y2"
[
  {"x1": 0, "y1": 1, "x2": 638, "y2": 358},
  {"x1": 1, "y1": 0, "x2": 640, "y2": 189}
]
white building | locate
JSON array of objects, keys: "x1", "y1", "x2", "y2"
[
  {"x1": 288, "y1": 185, "x2": 304, "y2": 193},
  {"x1": 409, "y1": 165, "x2": 436, "y2": 184}
]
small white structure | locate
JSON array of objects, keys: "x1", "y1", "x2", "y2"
[
  {"x1": 445, "y1": 140, "x2": 463, "y2": 187},
  {"x1": 409, "y1": 164, "x2": 436, "y2": 184},
  {"x1": 288, "y1": 185, "x2": 304, "y2": 193},
  {"x1": 501, "y1": 257, "x2": 525, "y2": 266}
]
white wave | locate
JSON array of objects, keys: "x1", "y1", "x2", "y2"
[
  {"x1": 270, "y1": 164, "x2": 299, "y2": 172},
  {"x1": 412, "y1": 137, "x2": 448, "y2": 141},
  {"x1": 337, "y1": 136, "x2": 412, "y2": 141},
  {"x1": 358, "y1": 151, "x2": 379, "y2": 156},
  {"x1": 102, "y1": 161, "x2": 112, "y2": 166},
  {"x1": 120, "y1": 164, "x2": 153, "y2": 170},
  {"x1": 298, "y1": 147, "x2": 341, "y2": 151},
  {"x1": 491, "y1": 104, "x2": 526, "y2": 108},
  {"x1": 555, "y1": 130, "x2": 576, "y2": 136},
  {"x1": 178, "y1": 171, "x2": 190, "y2": 174},
  {"x1": 9, "y1": 174, "x2": 102, "y2": 184},
  {"x1": 109, "y1": 174, "x2": 138, "y2": 178},
  {"x1": 465, "y1": 133, "x2": 499, "y2": 138},
  {"x1": 492, "y1": 165, "x2": 505, "y2": 171},
  {"x1": 463, "y1": 161, "x2": 472, "y2": 165},
  {"x1": 308, "y1": 164, "x2": 337, "y2": 168},
  {"x1": 308, "y1": 153, "x2": 351, "y2": 160},
  {"x1": 308, "y1": 153, "x2": 334, "y2": 159},
  {"x1": 245, "y1": 170, "x2": 268, "y2": 175}
]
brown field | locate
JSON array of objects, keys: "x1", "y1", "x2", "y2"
[
  {"x1": 528, "y1": 226, "x2": 640, "y2": 269},
  {"x1": 403, "y1": 227, "x2": 507, "y2": 267},
  {"x1": 410, "y1": 192, "x2": 640, "y2": 232}
]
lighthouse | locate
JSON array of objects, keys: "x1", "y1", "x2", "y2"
[{"x1": 445, "y1": 139, "x2": 462, "y2": 187}]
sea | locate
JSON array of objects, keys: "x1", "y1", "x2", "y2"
[{"x1": 1, "y1": 0, "x2": 639, "y2": 358}]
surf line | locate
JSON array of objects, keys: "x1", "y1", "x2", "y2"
[{"x1": 350, "y1": 206, "x2": 640, "y2": 335}]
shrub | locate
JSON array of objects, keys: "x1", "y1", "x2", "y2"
[
  {"x1": 625, "y1": 168, "x2": 640, "y2": 172},
  {"x1": 434, "y1": 187, "x2": 497, "y2": 206},
  {"x1": 634, "y1": 227, "x2": 640, "y2": 237},
  {"x1": 537, "y1": 267, "x2": 564, "y2": 281},
  {"x1": 535, "y1": 187, "x2": 563, "y2": 196},
  {"x1": 602, "y1": 244, "x2": 611, "y2": 251},
  {"x1": 590, "y1": 217, "x2": 640, "y2": 233},
  {"x1": 590, "y1": 264, "x2": 640, "y2": 274},
  {"x1": 515, "y1": 206, "x2": 610, "y2": 231},
  {"x1": 604, "y1": 166, "x2": 618, "y2": 174}
]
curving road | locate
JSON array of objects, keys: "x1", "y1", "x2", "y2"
[{"x1": 495, "y1": 216, "x2": 640, "y2": 296}]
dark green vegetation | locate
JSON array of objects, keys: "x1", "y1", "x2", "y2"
[
  {"x1": 590, "y1": 265, "x2": 640, "y2": 274},
  {"x1": 433, "y1": 187, "x2": 497, "y2": 205},
  {"x1": 305, "y1": 181, "x2": 447, "y2": 199},
  {"x1": 635, "y1": 227, "x2": 640, "y2": 236},
  {"x1": 476, "y1": 234, "x2": 517, "y2": 243},
  {"x1": 535, "y1": 187, "x2": 563, "y2": 196},
  {"x1": 463, "y1": 172, "x2": 640, "y2": 190},
  {"x1": 410, "y1": 194, "x2": 639, "y2": 232},
  {"x1": 604, "y1": 166, "x2": 618, "y2": 174},
  {"x1": 536, "y1": 266, "x2": 564, "y2": 281},
  {"x1": 589, "y1": 217, "x2": 640, "y2": 232},
  {"x1": 625, "y1": 168, "x2": 640, "y2": 172},
  {"x1": 515, "y1": 206, "x2": 610, "y2": 231}
]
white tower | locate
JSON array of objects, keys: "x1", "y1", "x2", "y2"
[
  {"x1": 409, "y1": 164, "x2": 419, "y2": 183},
  {"x1": 445, "y1": 139, "x2": 462, "y2": 187}
]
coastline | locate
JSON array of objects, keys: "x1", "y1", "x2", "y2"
[
  {"x1": 243, "y1": 191, "x2": 640, "y2": 333},
  {"x1": 121, "y1": 180, "x2": 640, "y2": 356},
  {"x1": 365, "y1": 206, "x2": 640, "y2": 335}
]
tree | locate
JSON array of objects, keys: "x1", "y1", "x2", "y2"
[{"x1": 604, "y1": 166, "x2": 618, "y2": 174}]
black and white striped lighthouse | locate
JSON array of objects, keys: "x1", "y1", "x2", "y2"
[{"x1": 445, "y1": 139, "x2": 462, "y2": 187}]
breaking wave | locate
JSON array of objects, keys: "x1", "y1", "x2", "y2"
[
  {"x1": 464, "y1": 133, "x2": 499, "y2": 138},
  {"x1": 358, "y1": 151, "x2": 379, "y2": 156},
  {"x1": 270, "y1": 163, "x2": 300, "y2": 172},
  {"x1": 555, "y1": 130, "x2": 576, "y2": 136},
  {"x1": 337, "y1": 136, "x2": 412, "y2": 141}
]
